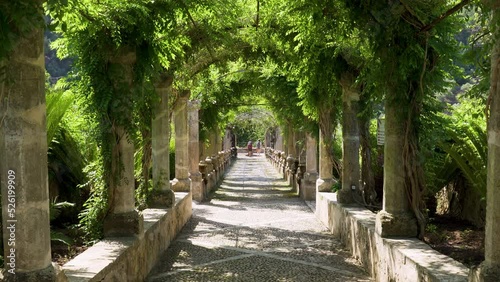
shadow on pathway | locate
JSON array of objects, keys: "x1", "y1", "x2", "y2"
[{"x1": 147, "y1": 153, "x2": 372, "y2": 282}]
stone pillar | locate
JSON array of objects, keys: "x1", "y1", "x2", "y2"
[
  {"x1": 104, "y1": 126, "x2": 143, "y2": 237},
  {"x1": 275, "y1": 127, "x2": 284, "y2": 151},
  {"x1": 0, "y1": 12, "x2": 56, "y2": 280},
  {"x1": 470, "y1": 6, "x2": 500, "y2": 281},
  {"x1": 316, "y1": 129, "x2": 335, "y2": 192},
  {"x1": 286, "y1": 125, "x2": 297, "y2": 189},
  {"x1": 171, "y1": 91, "x2": 191, "y2": 192},
  {"x1": 103, "y1": 48, "x2": 143, "y2": 237},
  {"x1": 151, "y1": 74, "x2": 175, "y2": 207},
  {"x1": 208, "y1": 131, "x2": 219, "y2": 183},
  {"x1": 188, "y1": 100, "x2": 204, "y2": 202},
  {"x1": 205, "y1": 156, "x2": 215, "y2": 192},
  {"x1": 375, "y1": 101, "x2": 417, "y2": 237},
  {"x1": 337, "y1": 73, "x2": 361, "y2": 204},
  {"x1": 302, "y1": 133, "x2": 318, "y2": 200},
  {"x1": 223, "y1": 127, "x2": 232, "y2": 151}
]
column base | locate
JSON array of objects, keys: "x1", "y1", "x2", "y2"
[
  {"x1": 2, "y1": 263, "x2": 56, "y2": 282},
  {"x1": 301, "y1": 172, "x2": 318, "y2": 200},
  {"x1": 470, "y1": 262, "x2": 500, "y2": 282},
  {"x1": 171, "y1": 178, "x2": 192, "y2": 192},
  {"x1": 148, "y1": 189, "x2": 175, "y2": 208},
  {"x1": 336, "y1": 188, "x2": 354, "y2": 204},
  {"x1": 190, "y1": 172, "x2": 205, "y2": 202},
  {"x1": 316, "y1": 178, "x2": 336, "y2": 192},
  {"x1": 375, "y1": 210, "x2": 417, "y2": 237},
  {"x1": 288, "y1": 171, "x2": 296, "y2": 192},
  {"x1": 104, "y1": 210, "x2": 143, "y2": 237}
]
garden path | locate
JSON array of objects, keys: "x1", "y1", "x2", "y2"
[{"x1": 147, "y1": 153, "x2": 372, "y2": 281}]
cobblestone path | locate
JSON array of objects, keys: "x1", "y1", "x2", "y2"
[{"x1": 147, "y1": 153, "x2": 372, "y2": 282}]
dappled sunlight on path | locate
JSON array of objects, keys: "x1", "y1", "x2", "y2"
[{"x1": 147, "y1": 153, "x2": 372, "y2": 281}]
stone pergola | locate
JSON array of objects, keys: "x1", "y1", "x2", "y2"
[{"x1": 1, "y1": 3, "x2": 499, "y2": 279}]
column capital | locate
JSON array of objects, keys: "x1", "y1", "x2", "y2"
[
  {"x1": 109, "y1": 46, "x2": 136, "y2": 64},
  {"x1": 153, "y1": 73, "x2": 173, "y2": 89},
  {"x1": 179, "y1": 89, "x2": 190, "y2": 99},
  {"x1": 188, "y1": 99, "x2": 201, "y2": 111}
]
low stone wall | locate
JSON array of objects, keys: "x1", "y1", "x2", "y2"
[
  {"x1": 316, "y1": 192, "x2": 469, "y2": 282},
  {"x1": 59, "y1": 192, "x2": 192, "y2": 282}
]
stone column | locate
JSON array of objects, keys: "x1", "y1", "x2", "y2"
[
  {"x1": 208, "y1": 130, "x2": 219, "y2": 183},
  {"x1": 104, "y1": 49, "x2": 142, "y2": 237},
  {"x1": 204, "y1": 156, "x2": 215, "y2": 192},
  {"x1": 286, "y1": 124, "x2": 297, "y2": 189},
  {"x1": 275, "y1": 127, "x2": 284, "y2": 151},
  {"x1": 375, "y1": 100, "x2": 417, "y2": 237},
  {"x1": 188, "y1": 100, "x2": 204, "y2": 202},
  {"x1": 470, "y1": 6, "x2": 500, "y2": 281},
  {"x1": 316, "y1": 129, "x2": 335, "y2": 192},
  {"x1": 104, "y1": 127, "x2": 143, "y2": 237},
  {"x1": 223, "y1": 127, "x2": 232, "y2": 151},
  {"x1": 0, "y1": 11, "x2": 56, "y2": 280},
  {"x1": 172, "y1": 91, "x2": 192, "y2": 192},
  {"x1": 151, "y1": 74, "x2": 175, "y2": 207},
  {"x1": 337, "y1": 73, "x2": 361, "y2": 204},
  {"x1": 302, "y1": 133, "x2": 318, "y2": 200}
]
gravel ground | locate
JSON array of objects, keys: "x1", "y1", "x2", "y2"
[{"x1": 147, "y1": 153, "x2": 372, "y2": 282}]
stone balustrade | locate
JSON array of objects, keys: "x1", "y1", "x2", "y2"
[{"x1": 194, "y1": 149, "x2": 234, "y2": 202}]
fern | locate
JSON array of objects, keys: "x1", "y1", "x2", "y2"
[
  {"x1": 438, "y1": 122, "x2": 487, "y2": 198},
  {"x1": 46, "y1": 88, "x2": 74, "y2": 145}
]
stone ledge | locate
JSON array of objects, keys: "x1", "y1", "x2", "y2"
[
  {"x1": 316, "y1": 192, "x2": 469, "y2": 282},
  {"x1": 59, "y1": 192, "x2": 192, "y2": 282}
]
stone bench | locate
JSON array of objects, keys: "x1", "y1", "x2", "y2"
[
  {"x1": 58, "y1": 192, "x2": 192, "y2": 282},
  {"x1": 316, "y1": 192, "x2": 469, "y2": 282}
]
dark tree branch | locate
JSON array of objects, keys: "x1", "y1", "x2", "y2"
[
  {"x1": 177, "y1": 0, "x2": 216, "y2": 59},
  {"x1": 419, "y1": 0, "x2": 470, "y2": 33}
]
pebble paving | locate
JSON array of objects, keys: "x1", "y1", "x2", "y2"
[{"x1": 147, "y1": 153, "x2": 372, "y2": 282}]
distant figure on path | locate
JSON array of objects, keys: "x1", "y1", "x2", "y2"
[
  {"x1": 256, "y1": 139, "x2": 262, "y2": 155},
  {"x1": 247, "y1": 140, "x2": 253, "y2": 156}
]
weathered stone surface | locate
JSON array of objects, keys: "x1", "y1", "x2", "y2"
[
  {"x1": 301, "y1": 171, "x2": 318, "y2": 201},
  {"x1": 0, "y1": 9, "x2": 55, "y2": 280},
  {"x1": 469, "y1": 263, "x2": 500, "y2": 282},
  {"x1": 316, "y1": 192, "x2": 468, "y2": 282},
  {"x1": 103, "y1": 210, "x2": 144, "y2": 238},
  {"x1": 172, "y1": 93, "x2": 190, "y2": 192},
  {"x1": 61, "y1": 192, "x2": 192, "y2": 282},
  {"x1": 3, "y1": 264, "x2": 56, "y2": 282},
  {"x1": 190, "y1": 171, "x2": 205, "y2": 202},
  {"x1": 473, "y1": 7, "x2": 500, "y2": 281},
  {"x1": 171, "y1": 178, "x2": 191, "y2": 193},
  {"x1": 317, "y1": 129, "x2": 335, "y2": 193},
  {"x1": 340, "y1": 73, "x2": 360, "y2": 204},
  {"x1": 316, "y1": 177, "x2": 336, "y2": 193},
  {"x1": 375, "y1": 100, "x2": 417, "y2": 236},
  {"x1": 148, "y1": 189, "x2": 175, "y2": 208},
  {"x1": 152, "y1": 74, "x2": 173, "y2": 206},
  {"x1": 375, "y1": 210, "x2": 417, "y2": 238}
]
